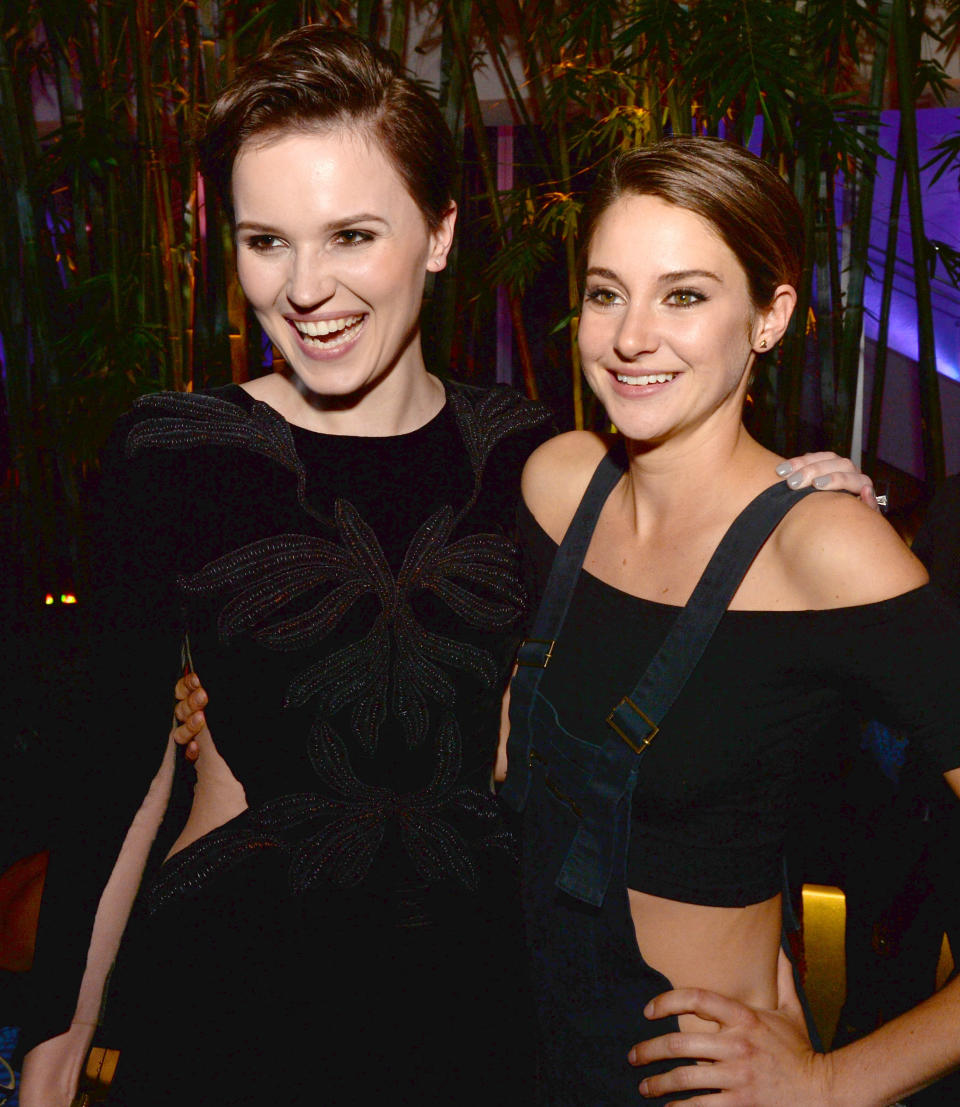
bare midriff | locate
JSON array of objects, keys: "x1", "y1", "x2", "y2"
[
  {"x1": 628, "y1": 888, "x2": 782, "y2": 1034},
  {"x1": 165, "y1": 743, "x2": 248, "y2": 862}
]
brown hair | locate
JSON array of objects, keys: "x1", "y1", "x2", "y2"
[
  {"x1": 198, "y1": 26, "x2": 455, "y2": 230},
  {"x1": 580, "y1": 137, "x2": 804, "y2": 308}
]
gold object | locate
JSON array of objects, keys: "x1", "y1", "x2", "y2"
[
  {"x1": 606, "y1": 697, "x2": 660, "y2": 754},
  {"x1": 70, "y1": 1047, "x2": 120, "y2": 1106},
  {"x1": 517, "y1": 638, "x2": 556, "y2": 668}
]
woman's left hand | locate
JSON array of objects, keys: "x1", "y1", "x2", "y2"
[
  {"x1": 776, "y1": 452, "x2": 879, "y2": 509},
  {"x1": 630, "y1": 950, "x2": 833, "y2": 1105}
]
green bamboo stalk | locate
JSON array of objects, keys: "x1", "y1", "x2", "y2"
[
  {"x1": 388, "y1": 0, "x2": 409, "y2": 59},
  {"x1": 0, "y1": 30, "x2": 60, "y2": 598},
  {"x1": 891, "y1": 0, "x2": 944, "y2": 483},
  {"x1": 814, "y1": 172, "x2": 838, "y2": 445},
  {"x1": 445, "y1": 0, "x2": 540, "y2": 400},
  {"x1": 834, "y1": 0, "x2": 892, "y2": 456},
  {"x1": 422, "y1": 10, "x2": 465, "y2": 378},
  {"x1": 781, "y1": 168, "x2": 817, "y2": 454},
  {"x1": 864, "y1": 129, "x2": 906, "y2": 475}
]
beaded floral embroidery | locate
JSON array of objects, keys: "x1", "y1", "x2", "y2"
[{"x1": 128, "y1": 383, "x2": 550, "y2": 895}]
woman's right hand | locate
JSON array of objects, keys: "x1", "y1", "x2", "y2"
[
  {"x1": 173, "y1": 672, "x2": 210, "y2": 762},
  {"x1": 19, "y1": 1022, "x2": 95, "y2": 1107}
]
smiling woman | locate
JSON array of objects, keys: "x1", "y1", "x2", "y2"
[
  {"x1": 503, "y1": 139, "x2": 960, "y2": 1107},
  {"x1": 18, "y1": 38, "x2": 879, "y2": 1107},
  {"x1": 230, "y1": 129, "x2": 455, "y2": 430},
  {"x1": 17, "y1": 26, "x2": 550, "y2": 1107}
]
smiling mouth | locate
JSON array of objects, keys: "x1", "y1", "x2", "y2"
[
  {"x1": 291, "y1": 314, "x2": 364, "y2": 349},
  {"x1": 613, "y1": 371, "x2": 677, "y2": 386}
]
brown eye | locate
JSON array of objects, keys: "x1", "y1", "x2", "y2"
[
  {"x1": 585, "y1": 286, "x2": 621, "y2": 307},
  {"x1": 245, "y1": 235, "x2": 284, "y2": 253},
  {"x1": 666, "y1": 288, "x2": 705, "y2": 307},
  {"x1": 333, "y1": 229, "x2": 374, "y2": 246}
]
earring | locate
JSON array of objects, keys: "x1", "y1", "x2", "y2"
[{"x1": 759, "y1": 337, "x2": 768, "y2": 349}]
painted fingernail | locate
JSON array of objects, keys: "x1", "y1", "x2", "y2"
[
  {"x1": 775, "y1": 462, "x2": 793, "y2": 476},
  {"x1": 813, "y1": 475, "x2": 830, "y2": 489},
  {"x1": 787, "y1": 472, "x2": 803, "y2": 488}
]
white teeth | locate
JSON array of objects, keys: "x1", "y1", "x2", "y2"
[
  {"x1": 614, "y1": 372, "x2": 676, "y2": 386},
  {"x1": 293, "y1": 314, "x2": 363, "y2": 338}
]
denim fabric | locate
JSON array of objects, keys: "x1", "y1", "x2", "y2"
[{"x1": 503, "y1": 454, "x2": 817, "y2": 1103}]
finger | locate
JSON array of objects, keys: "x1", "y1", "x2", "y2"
[
  {"x1": 174, "y1": 672, "x2": 200, "y2": 702},
  {"x1": 860, "y1": 483, "x2": 881, "y2": 511},
  {"x1": 172, "y1": 711, "x2": 206, "y2": 745},
  {"x1": 777, "y1": 451, "x2": 851, "y2": 474},
  {"x1": 184, "y1": 720, "x2": 213, "y2": 762},
  {"x1": 630, "y1": 1030, "x2": 735, "y2": 1066},
  {"x1": 174, "y1": 689, "x2": 208, "y2": 722},
  {"x1": 644, "y1": 987, "x2": 756, "y2": 1028},
  {"x1": 637, "y1": 1061, "x2": 733, "y2": 1102}
]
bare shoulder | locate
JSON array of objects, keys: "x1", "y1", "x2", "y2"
[
  {"x1": 774, "y1": 490, "x2": 928, "y2": 608},
  {"x1": 521, "y1": 431, "x2": 615, "y2": 544}
]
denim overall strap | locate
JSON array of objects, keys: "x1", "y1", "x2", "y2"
[
  {"x1": 557, "y1": 481, "x2": 816, "y2": 905},
  {"x1": 499, "y1": 448, "x2": 626, "y2": 813}
]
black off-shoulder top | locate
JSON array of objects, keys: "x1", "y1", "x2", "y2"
[{"x1": 520, "y1": 498, "x2": 960, "y2": 908}]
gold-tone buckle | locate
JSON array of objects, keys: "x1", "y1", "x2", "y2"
[
  {"x1": 516, "y1": 637, "x2": 556, "y2": 668},
  {"x1": 606, "y1": 697, "x2": 659, "y2": 754}
]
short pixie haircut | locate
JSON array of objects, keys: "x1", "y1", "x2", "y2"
[
  {"x1": 580, "y1": 137, "x2": 804, "y2": 310},
  {"x1": 198, "y1": 25, "x2": 456, "y2": 230}
]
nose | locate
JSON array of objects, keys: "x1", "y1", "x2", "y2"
[
  {"x1": 285, "y1": 250, "x2": 337, "y2": 312},
  {"x1": 613, "y1": 303, "x2": 659, "y2": 361}
]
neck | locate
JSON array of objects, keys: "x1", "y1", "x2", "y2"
[
  {"x1": 257, "y1": 355, "x2": 445, "y2": 437},
  {"x1": 620, "y1": 419, "x2": 773, "y2": 530}
]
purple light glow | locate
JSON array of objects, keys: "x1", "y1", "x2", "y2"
[{"x1": 861, "y1": 109, "x2": 960, "y2": 383}]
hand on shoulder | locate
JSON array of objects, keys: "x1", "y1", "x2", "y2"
[
  {"x1": 521, "y1": 430, "x2": 614, "y2": 543},
  {"x1": 775, "y1": 489, "x2": 928, "y2": 608}
]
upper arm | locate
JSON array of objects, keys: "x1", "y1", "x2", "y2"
[{"x1": 775, "y1": 492, "x2": 928, "y2": 608}]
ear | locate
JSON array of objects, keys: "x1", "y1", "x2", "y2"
[
  {"x1": 426, "y1": 202, "x2": 458, "y2": 273},
  {"x1": 752, "y1": 284, "x2": 797, "y2": 352}
]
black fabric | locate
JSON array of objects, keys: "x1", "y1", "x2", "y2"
[
  {"x1": 520, "y1": 498, "x2": 960, "y2": 908},
  {"x1": 21, "y1": 380, "x2": 552, "y2": 1098},
  {"x1": 505, "y1": 459, "x2": 821, "y2": 1105},
  {"x1": 914, "y1": 473, "x2": 960, "y2": 605}
]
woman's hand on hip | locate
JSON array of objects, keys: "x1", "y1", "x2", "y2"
[{"x1": 630, "y1": 949, "x2": 833, "y2": 1106}]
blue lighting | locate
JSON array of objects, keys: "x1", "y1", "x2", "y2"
[{"x1": 860, "y1": 109, "x2": 960, "y2": 384}]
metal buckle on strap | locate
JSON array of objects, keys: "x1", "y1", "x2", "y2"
[
  {"x1": 606, "y1": 697, "x2": 659, "y2": 754},
  {"x1": 516, "y1": 638, "x2": 556, "y2": 668}
]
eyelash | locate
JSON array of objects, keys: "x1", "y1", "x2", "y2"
[
  {"x1": 244, "y1": 234, "x2": 285, "y2": 253},
  {"x1": 241, "y1": 229, "x2": 375, "y2": 253},
  {"x1": 666, "y1": 288, "x2": 705, "y2": 307},
  {"x1": 584, "y1": 286, "x2": 707, "y2": 309},
  {"x1": 333, "y1": 229, "x2": 374, "y2": 246},
  {"x1": 584, "y1": 287, "x2": 621, "y2": 307}
]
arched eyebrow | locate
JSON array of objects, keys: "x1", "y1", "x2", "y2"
[
  {"x1": 235, "y1": 213, "x2": 389, "y2": 234},
  {"x1": 584, "y1": 266, "x2": 723, "y2": 284},
  {"x1": 658, "y1": 269, "x2": 723, "y2": 284}
]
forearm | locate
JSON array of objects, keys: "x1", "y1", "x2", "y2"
[
  {"x1": 824, "y1": 974, "x2": 960, "y2": 1107},
  {"x1": 20, "y1": 735, "x2": 176, "y2": 1106}
]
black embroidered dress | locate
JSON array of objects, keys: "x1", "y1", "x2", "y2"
[{"x1": 27, "y1": 381, "x2": 551, "y2": 1105}]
